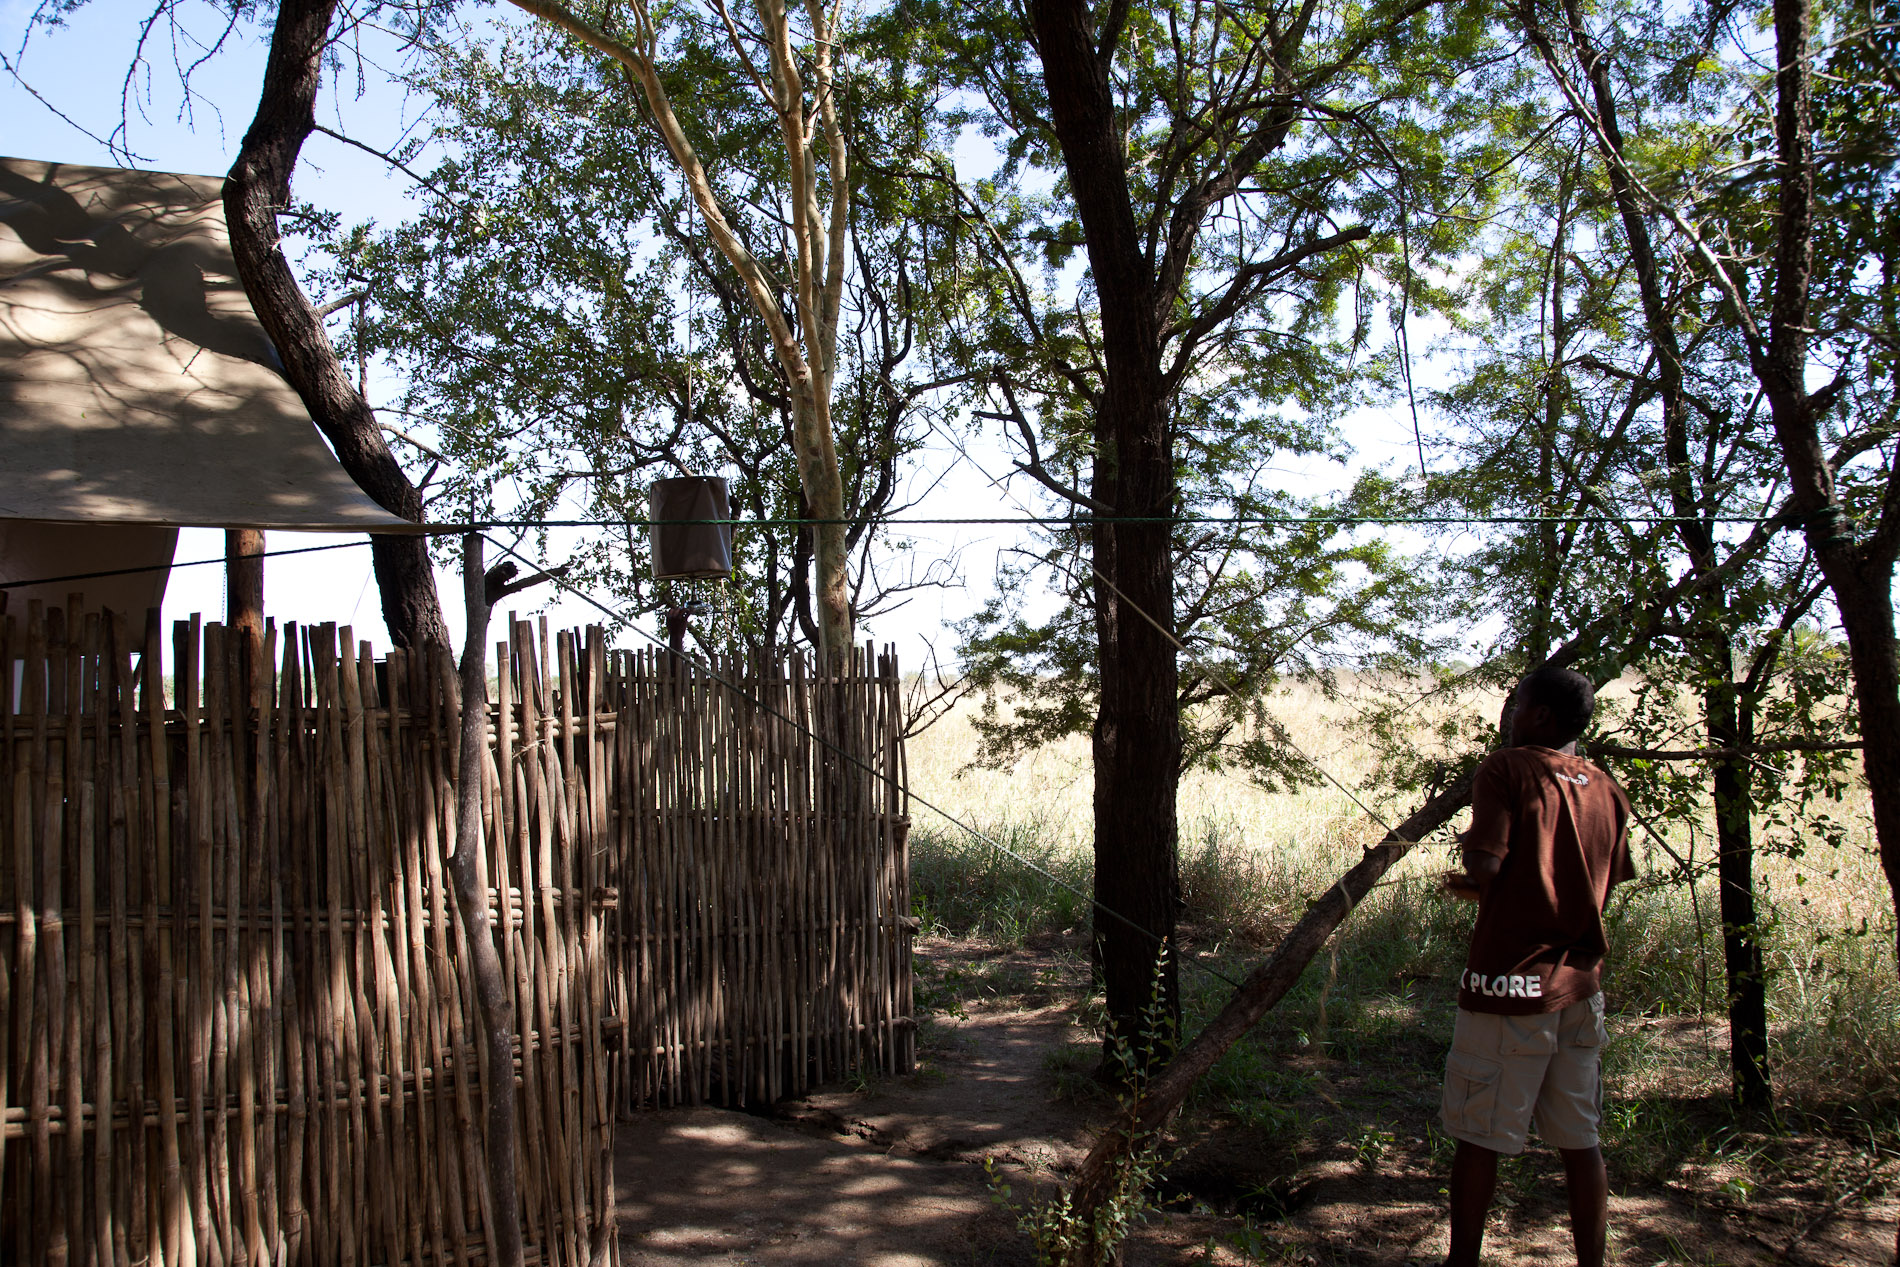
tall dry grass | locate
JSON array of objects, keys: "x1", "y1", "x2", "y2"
[{"x1": 906, "y1": 678, "x2": 1899, "y2": 1106}]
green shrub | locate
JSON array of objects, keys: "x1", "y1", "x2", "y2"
[{"x1": 910, "y1": 814, "x2": 1092, "y2": 943}]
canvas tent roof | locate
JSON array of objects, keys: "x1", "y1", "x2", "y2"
[{"x1": 0, "y1": 156, "x2": 419, "y2": 532}]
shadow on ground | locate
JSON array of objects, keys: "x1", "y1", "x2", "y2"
[{"x1": 612, "y1": 942, "x2": 1900, "y2": 1266}]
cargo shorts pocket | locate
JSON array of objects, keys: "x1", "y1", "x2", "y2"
[
  {"x1": 1442, "y1": 1050, "x2": 1502, "y2": 1138},
  {"x1": 1500, "y1": 1013, "x2": 1558, "y2": 1058},
  {"x1": 1565, "y1": 994, "x2": 1607, "y2": 1049}
]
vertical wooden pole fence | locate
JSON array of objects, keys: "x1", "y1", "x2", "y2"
[
  {"x1": 602, "y1": 641, "x2": 914, "y2": 1112},
  {"x1": 1, "y1": 602, "x2": 913, "y2": 1263},
  {"x1": 0, "y1": 606, "x2": 613, "y2": 1265}
]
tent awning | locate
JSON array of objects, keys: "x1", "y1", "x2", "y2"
[{"x1": 1, "y1": 156, "x2": 422, "y2": 533}]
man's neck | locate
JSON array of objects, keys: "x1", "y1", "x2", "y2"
[{"x1": 1517, "y1": 740, "x2": 1580, "y2": 756}]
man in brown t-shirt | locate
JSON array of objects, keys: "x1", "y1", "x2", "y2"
[{"x1": 1439, "y1": 666, "x2": 1634, "y2": 1267}]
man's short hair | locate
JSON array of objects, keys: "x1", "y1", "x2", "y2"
[{"x1": 1516, "y1": 666, "x2": 1596, "y2": 741}]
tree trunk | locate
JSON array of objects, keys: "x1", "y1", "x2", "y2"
[
  {"x1": 224, "y1": 528, "x2": 265, "y2": 642},
  {"x1": 222, "y1": 0, "x2": 447, "y2": 650},
  {"x1": 450, "y1": 535, "x2": 525, "y2": 1267},
  {"x1": 1756, "y1": 0, "x2": 1900, "y2": 966},
  {"x1": 1707, "y1": 643, "x2": 1772, "y2": 1109},
  {"x1": 1088, "y1": 413, "x2": 1181, "y2": 1063},
  {"x1": 1030, "y1": 0, "x2": 1182, "y2": 1058},
  {"x1": 790, "y1": 393, "x2": 854, "y2": 659}
]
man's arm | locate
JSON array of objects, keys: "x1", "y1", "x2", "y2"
[
  {"x1": 1443, "y1": 844, "x2": 1502, "y2": 901},
  {"x1": 1443, "y1": 758, "x2": 1511, "y2": 901}
]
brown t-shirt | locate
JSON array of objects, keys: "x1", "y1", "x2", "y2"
[{"x1": 1459, "y1": 745, "x2": 1634, "y2": 1015}]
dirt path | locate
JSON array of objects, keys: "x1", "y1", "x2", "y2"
[
  {"x1": 612, "y1": 1105, "x2": 1014, "y2": 1265},
  {"x1": 613, "y1": 1003, "x2": 1087, "y2": 1265},
  {"x1": 613, "y1": 945, "x2": 1899, "y2": 1265}
]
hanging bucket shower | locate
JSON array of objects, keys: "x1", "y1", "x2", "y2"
[{"x1": 648, "y1": 476, "x2": 734, "y2": 580}]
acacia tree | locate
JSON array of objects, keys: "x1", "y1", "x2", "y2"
[
  {"x1": 328, "y1": 21, "x2": 970, "y2": 657},
  {"x1": 1513, "y1": 0, "x2": 1900, "y2": 974},
  {"x1": 903, "y1": 0, "x2": 1495, "y2": 1055},
  {"x1": 496, "y1": 0, "x2": 865, "y2": 658}
]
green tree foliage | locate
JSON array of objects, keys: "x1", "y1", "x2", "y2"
[
  {"x1": 335, "y1": 19, "x2": 978, "y2": 655},
  {"x1": 890, "y1": 0, "x2": 1500, "y2": 782}
]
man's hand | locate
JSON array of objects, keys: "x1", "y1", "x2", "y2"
[{"x1": 1442, "y1": 870, "x2": 1482, "y2": 902}]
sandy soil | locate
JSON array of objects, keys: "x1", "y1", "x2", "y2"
[
  {"x1": 611, "y1": 1004, "x2": 1071, "y2": 1266},
  {"x1": 613, "y1": 945, "x2": 1899, "y2": 1266}
]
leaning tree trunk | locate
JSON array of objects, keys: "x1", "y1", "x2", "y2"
[
  {"x1": 223, "y1": 0, "x2": 447, "y2": 650},
  {"x1": 1050, "y1": 776, "x2": 1477, "y2": 1265},
  {"x1": 1031, "y1": 0, "x2": 1182, "y2": 1058}
]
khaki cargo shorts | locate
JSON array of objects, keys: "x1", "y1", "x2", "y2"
[{"x1": 1439, "y1": 993, "x2": 1606, "y2": 1155}]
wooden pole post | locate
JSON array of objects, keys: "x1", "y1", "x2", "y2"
[
  {"x1": 451, "y1": 533, "x2": 525, "y2": 1267},
  {"x1": 225, "y1": 529, "x2": 265, "y2": 639}
]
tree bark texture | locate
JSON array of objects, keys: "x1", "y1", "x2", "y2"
[
  {"x1": 452, "y1": 535, "x2": 525, "y2": 1267},
  {"x1": 1757, "y1": 0, "x2": 1900, "y2": 968},
  {"x1": 1030, "y1": 0, "x2": 1183, "y2": 1055},
  {"x1": 224, "y1": 528, "x2": 265, "y2": 642},
  {"x1": 222, "y1": 0, "x2": 447, "y2": 650},
  {"x1": 1707, "y1": 655, "x2": 1772, "y2": 1109}
]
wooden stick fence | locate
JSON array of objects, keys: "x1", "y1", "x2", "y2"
[
  {"x1": 603, "y1": 644, "x2": 915, "y2": 1110},
  {"x1": 1, "y1": 603, "x2": 613, "y2": 1266},
  {"x1": 1, "y1": 600, "x2": 915, "y2": 1264}
]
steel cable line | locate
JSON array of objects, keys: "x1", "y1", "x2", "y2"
[
  {"x1": 0, "y1": 507, "x2": 1772, "y2": 592},
  {"x1": 465, "y1": 512, "x2": 1779, "y2": 529}
]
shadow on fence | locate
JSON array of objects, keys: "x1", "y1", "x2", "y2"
[
  {"x1": 1, "y1": 605, "x2": 611, "y2": 1265},
  {"x1": 1, "y1": 601, "x2": 914, "y2": 1264},
  {"x1": 605, "y1": 643, "x2": 915, "y2": 1109}
]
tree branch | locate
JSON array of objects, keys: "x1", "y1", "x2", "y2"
[
  {"x1": 310, "y1": 122, "x2": 460, "y2": 205},
  {"x1": 1590, "y1": 738, "x2": 1862, "y2": 761},
  {"x1": 981, "y1": 379, "x2": 1113, "y2": 513}
]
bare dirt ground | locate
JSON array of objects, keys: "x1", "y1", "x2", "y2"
[{"x1": 614, "y1": 941, "x2": 1900, "y2": 1266}]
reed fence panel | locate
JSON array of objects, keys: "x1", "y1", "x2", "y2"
[
  {"x1": 603, "y1": 644, "x2": 915, "y2": 1109},
  {"x1": 1, "y1": 603, "x2": 613, "y2": 1266},
  {"x1": 1, "y1": 600, "x2": 914, "y2": 1265}
]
